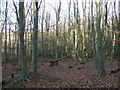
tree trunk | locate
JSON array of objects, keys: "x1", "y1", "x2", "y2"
[
  {"x1": 0, "y1": 31, "x2": 2, "y2": 68},
  {"x1": 96, "y1": 1, "x2": 106, "y2": 76},
  {"x1": 31, "y1": 0, "x2": 38, "y2": 73},
  {"x1": 82, "y1": 1, "x2": 86, "y2": 60},
  {"x1": 91, "y1": 1, "x2": 98, "y2": 69},
  {"x1": 73, "y1": 1, "x2": 78, "y2": 65},
  {"x1": 41, "y1": 3, "x2": 45, "y2": 58},
  {"x1": 8, "y1": 25, "x2": 11, "y2": 59},
  {"x1": 4, "y1": 2, "x2": 8, "y2": 62},
  {"x1": 19, "y1": 1, "x2": 27, "y2": 80}
]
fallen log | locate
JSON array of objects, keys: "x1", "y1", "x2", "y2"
[{"x1": 49, "y1": 50, "x2": 80, "y2": 67}]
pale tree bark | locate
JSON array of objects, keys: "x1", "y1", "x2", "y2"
[
  {"x1": 82, "y1": 1, "x2": 86, "y2": 60},
  {"x1": 113, "y1": 2, "x2": 119, "y2": 58},
  {"x1": 52, "y1": 0, "x2": 61, "y2": 59},
  {"x1": 67, "y1": 0, "x2": 71, "y2": 55},
  {"x1": 45, "y1": 12, "x2": 50, "y2": 34},
  {"x1": 29, "y1": 7, "x2": 33, "y2": 58},
  {"x1": 73, "y1": 1, "x2": 78, "y2": 64},
  {"x1": 86, "y1": 2, "x2": 91, "y2": 58},
  {"x1": 110, "y1": 4, "x2": 115, "y2": 62},
  {"x1": 109, "y1": 2, "x2": 118, "y2": 60}
]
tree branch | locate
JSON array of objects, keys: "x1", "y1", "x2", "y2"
[{"x1": 13, "y1": 0, "x2": 19, "y2": 24}]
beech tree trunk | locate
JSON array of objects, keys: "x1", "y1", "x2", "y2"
[
  {"x1": 31, "y1": 0, "x2": 39, "y2": 73},
  {"x1": 19, "y1": 1, "x2": 27, "y2": 80},
  {"x1": 91, "y1": 0, "x2": 98, "y2": 69},
  {"x1": 96, "y1": 1, "x2": 106, "y2": 76}
]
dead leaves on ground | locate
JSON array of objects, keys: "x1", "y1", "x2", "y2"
[{"x1": 2, "y1": 60, "x2": 120, "y2": 88}]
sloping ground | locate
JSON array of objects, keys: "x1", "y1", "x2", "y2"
[{"x1": 2, "y1": 59, "x2": 120, "y2": 88}]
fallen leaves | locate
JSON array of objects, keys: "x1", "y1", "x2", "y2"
[{"x1": 2, "y1": 60, "x2": 120, "y2": 88}]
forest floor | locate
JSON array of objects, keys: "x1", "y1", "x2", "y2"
[{"x1": 2, "y1": 58, "x2": 120, "y2": 88}]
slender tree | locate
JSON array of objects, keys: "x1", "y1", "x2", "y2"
[
  {"x1": 13, "y1": 1, "x2": 21, "y2": 70},
  {"x1": 31, "y1": 0, "x2": 42, "y2": 73},
  {"x1": 0, "y1": 34, "x2": 1, "y2": 89},
  {"x1": 82, "y1": 1, "x2": 86, "y2": 60},
  {"x1": 67, "y1": 0, "x2": 71, "y2": 55},
  {"x1": 0, "y1": 1, "x2": 2, "y2": 67},
  {"x1": 52, "y1": 0, "x2": 61, "y2": 59},
  {"x1": 4, "y1": 1, "x2": 8, "y2": 62},
  {"x1": 73, "y1": 1, "x2": 78, "y2": 64},
  {"x1": 45, "y1": 11, "x2": 50, "y2": 57},
  {"x1": 8, "y1": 24, "x2": 11, "y2": 59},
  {"x1": 56, "y1": 0, "x2": 61, "y2": 59},
  {"x1": 41, "y1": 1, "x2": 45, "y2": 58},
  {"x1": 116, "y1": 1, "x2": 120, "y2": 59}
]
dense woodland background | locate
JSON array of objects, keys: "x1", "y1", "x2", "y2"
[{"x1": 0, "y1": 0, "x2": 120, "y2": 88}]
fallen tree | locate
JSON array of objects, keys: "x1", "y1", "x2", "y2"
[{"x1": 49, "y1": 50, "x2": 80, "y2": 67}]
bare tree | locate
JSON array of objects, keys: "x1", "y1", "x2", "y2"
[
  {"x1": 13, "y1": 0, "x2": 27, "y2": 80},
  {"x1": 73, "y1": 0, "x2": 78, "y2": 64},
  {"x1": 66, "y1": 0, "x2": 71, "y2": 57},
  {"x1": 41, "y1": 0, "x2": 45, "y2": 58},
  {"x1": 4, "y1": 1, "x2": 8, "y2": 63},
  {"x1": 0, "y1": 1, "x2": 2, "y2": 68},
  {"x1": 31, "y1": 0, "x2": 42, "y2": 73}
]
